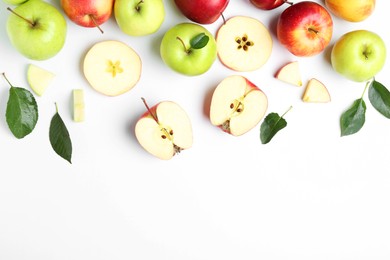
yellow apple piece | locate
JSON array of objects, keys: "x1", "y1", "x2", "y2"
[
  {"x1": 73, "y1": 89, "x2": 85, "y2": 122},
  {"x1": 83, "y1": 40, "x2": 142, "y2": 96},
  {"x1": 302, "y1": 78, "x2": 331, "y2": 103},
  {"x1": 275, "y1": 61, "x2": 302, "y2": 86},
  {"x1": 216, "y1": 16, "x2": 273, "y2": 72},
  {"x1": 27, "y1": 64, "x2": 55, "y2": 96}
]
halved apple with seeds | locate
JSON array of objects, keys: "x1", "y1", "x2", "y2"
[
  {"x1": 83, "y1": 40, "x2": 142, "y2": 96},
  {"x1": 210, "y1": 75, "x2": 268, "y2": 136},
  {"x1": 302, "y1": 78, "x2": 331, "y2": 103},
  {"x1": 275, "y1": 61, "x2": 302, "y2": 87},
  {"x1": 216, "y1": 16, "x2": 273, "y2": 72}
]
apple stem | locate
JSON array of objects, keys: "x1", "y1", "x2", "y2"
[
  {"x1": 89, "y1": 14, "x2": 104, "y2": 34},
  {"x1": 281, "y1": 105, "x2": 293, "y2": 118},
  {"x1": 54, "y1": 102, "x2": 59, "y2": 113},
  {"x1": 221, "y1": 12, "x2": 226, "y2": 25},
  {"x1": 308, "y1": 27, "x2": 319, "y2": 35},
  {"x1": 7, "y1": 7, "x2": 35, "y2": 27},
  {"x1": 141, "y1": 97, "x2": 158, "y2": 123},
  {"x1": 2, "y1": 72, "x2": 13, "y2": 87},
  {"x1": 135, "y1": 0, "x2": 144, "y2": 11},
  {"x1": 361, "y1": 81, "x2": 371, "y2": 99},
  {"x1": 284, "y1": 0, "x2": 294, "y2": 6},
  {"x1": 176, "y1": 37, "x2": 190, "y2": 54}
]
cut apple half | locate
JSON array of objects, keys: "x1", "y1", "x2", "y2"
[
  {"x1": 83, "y1": 40, "x2": 142, "y2": 96},
  {"x1": 210, "y1": 75, "x2": 268, "y2": 136},
  {"x1": 216, "y1": 16, "x2": 273, "y2": 72},
  {"x1": 73, "y1": 89, "x2": 85, "y2": 122},
  {"x1": 135, "y1": 99, "x2": 193, "y2": 160},
  {"x1": 302, "y1": 78, "x2": 331, "y2": 103},
  {"x1": 275, "y1": 61, "x2": 302, "y2": 87},
  {"x1": 27, "y1": 64, "x2": 55, "y2": 96}
]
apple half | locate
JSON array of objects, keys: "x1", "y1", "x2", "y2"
[
  {"x1": 27, "y1": 64, "x2": 55, "y2": 96},
  {"x1": 210, "y1": 75, "x2": 268, "y2": 136},
  {"x1": 216, "y1": 16, "x2": 273, "y2": 72},
  {"x1": 302, "y1": 78, "x2": 331, "y2": 103},
  {"x1": 83, "y1": 40, "x2": 142, "y2": 96},
  {"x1": 135, "y1": 99, "x2": 193, "y2": 160},
  {"x1": 73, "y1": 89, "x2": 85, "y2": 122},
  {"x1": 275, "y1": 61, "x2": 302, "y2": 87}
]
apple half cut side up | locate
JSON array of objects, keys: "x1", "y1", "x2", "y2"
[
  {"x1": 210, "y1": 75, "x2": 268, "y2": 136},
  {"x1": 302, "y1": 78, "x2": 331, "y2": 103},
  {"x1": 275, "y1": 61, "x2": 302, "y2": 87},
  {"x1": 135, "y1": 99, "x2": 193, "y2": 160},
  {"x1": 216, "y1": 16, "x2": 273, "y2": 72}
]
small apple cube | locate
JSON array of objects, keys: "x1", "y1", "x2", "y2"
[
  {"x1": 275, "y1": 61, "x2": 302, "y2": 87},
  {"x1": 302, "y1": 78, "x2": 331, "y2": 103},
  {"x1": 210, "y1": 75, "x2": 268, "y2": 136},
  {"x1": 73, "y1": 89, "x2": 85, "y2": 122},
  {"x1": 27, "y1": 64, "x2": 55, "y2": 96}
]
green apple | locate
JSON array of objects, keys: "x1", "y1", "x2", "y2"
[
  {"x1": 27, "y1": 64, "x2": 56, "y2": 96},
  {"x1": 331, "y1": 30, "x2": 386, "y2": 82},
  {"x1": 3, "y1": 0, "x2": 27, "y2": 5},
  {"x1": 160, "y1": 23, "x2": 217, "y2": 76},
  {"x1": 114, "y1": 0, "x2": 165, "y2": 36},
  {"x1": 6, "y1": 0, "x2": 67, "y2": 60}
]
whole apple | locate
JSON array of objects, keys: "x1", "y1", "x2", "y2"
[
  {"x1": 276, "y1": 1, "x2": 333, "y2": 57},
  {"x1": 160, "y1": 23, "x2": 217, "y2": 76},
  {"x1": 325, "y1": 0, "x2": 375, "y2": 22},
  {"x1": 331, "y1": 30, "x2": 386, "y2": 82},
  {"x1": 250, "y1": 0, "x2": 291, "y2": 10},
  {"x1": 114, "y1": 0, "x2": 165, "y2": 36},
  {"x1": 174, "y1": 0, "x2": 229, "y2": 24},
  {"x1": 6, "y1": 0, "x2": 67, "y2": 60},
  {"x1": 3, "y1": 0, "x2": 27, "y2": 5}
]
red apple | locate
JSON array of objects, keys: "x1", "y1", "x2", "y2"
[
  {"x1": 61, "y1": 0, "x2": 114, "y2": 33},
  {"x1": 276, "y1": 1, "x2": 333, "y2": 57},
  {"x1": 174, "y1": 0, "x2": 229, "y2": 24},
  {"x1": 250, "y1": 0, "x2": 292, "y2": 10}
]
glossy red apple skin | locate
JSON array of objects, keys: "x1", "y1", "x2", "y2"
[
  {"x1": 250, "y1": 0, "x2": 288, "y2": 10},
  {"x1": 174, "y1": 0, "x2": 229, "y2": 24},
  {"x1": 61, "y1": 0, "x2": 114, "y2": 27},
  {"x1": 276, "y1": 1, "x2": 333, "y2": 57}
]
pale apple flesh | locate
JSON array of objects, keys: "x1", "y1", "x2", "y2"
[
  {"x1": 275, "y1": 61, "x2": 302, "y2": 87},
  {"x1": 216, "y1": 16, "x2": 273, "y2": 72},
  {"x1": 73, "y1": 89, "x2": 85, "y2": 122},
  {"x1": 302, "y1": 78, "x2": 331, "y2": 103},
  {"x1": 27, "y1": 64, "x2": 55, "y2": 96},
  {"x1": 325, "y1": 0, "x2": 375, "y2": 22},
  {"x1": 135, "y1": 101, "x2": 193, "y2": 160},
  {"x1": 83, "y1": 40, "x2": 142, "y2": 96},
  {"x1": 210, "y1": 75, "x2": 268, "y2": 136}
]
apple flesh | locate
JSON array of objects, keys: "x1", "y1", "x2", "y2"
[
  {"x1": 325, "y1": 0, "x2": 375, "y2": 22},
  {"x1": 73, "y1": 89, "x2": 85, "y2": 122},
  {"x1": 174, "y1": 0, "x2": 229, "y2": 24},
  {"x1": 250, "y1": 0, "x2": 291, "y2": 10},
  {"x1": 216, "y1": 16, "x2": 273, "y2": 72},
  {"x1": 276, "y1": 1, "x2": 333, "y2": 57},
  {"x1": 331, "y1": 30, "x2": 386, "y2": 82},
  {"x1": 275, "y1": 61, "x2": 302, "y2": 87},
  {"x1": 83, "y1": 40, "x2": 142, "y2": 96},
  {"x1": 210, "y1": 75, "x2": 268, "y2": 136},
  {"x1": 302, "y1": 78, "x2": 331, "y2": 103},
  {"x1": 135, "y1": 99, "x2": 193, "y2": 160},
  {"x1": 27, "y1": 64, "x2": 55, "y2": 96}
]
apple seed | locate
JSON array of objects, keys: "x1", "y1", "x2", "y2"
[{"x1": 235, "y1": 34, "x2": 254, "y2": 51}]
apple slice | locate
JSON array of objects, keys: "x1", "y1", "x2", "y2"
[
  {"x1": 275, "y1": 61, "x2": 302, "y2": 87},
  {"x1": 83, "y1": 40, "x2": 142, "y2": 96},
  {"x1": 73, "y1": 89, "x2": 85, "y2": 122},
  {"x1": 216, "y1": 16, "x2": 273, "y2": 72},
  {"x1": 210, "y1": 75, "x2": 268, "y2": 136},
  {"x1": 27, "y1": 64, "x2": 55, "y2": 96},
  {"x1": 302, "y1": 78, "x2": 331, "y2": 103},
  {"x1": 135, "y1": 98, "x2": 193, "y2": 160}
]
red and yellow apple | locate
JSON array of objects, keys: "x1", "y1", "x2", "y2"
[
  {"x1": 276, "y1": 1, "x2": 333, "y2": 57},
  {"x1": 325, "y1": 0, "x2": 375, "y2": 22},
  {"x1": 174, "y1": 0, "x2": 229, "y2": 24}
]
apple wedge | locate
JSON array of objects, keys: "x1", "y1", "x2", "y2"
[
  {"x1": 73, "y1": 89, "x2": 85, "y2": 122},
  {"x1": 216, "y1": 16, "x2": 273, "y2": 72},
  {"x1": 275, "y1": 61, "x2": 302, "y2": 87},
  {"x1": 210, "y1": 75, "x2": 268, "y2": 136},
  {"x1": 302, "y1": 78, "x2": 331, "y2": 103},
  {"x1": 83, "y1": 40, "x2": 142, "y2": 96},
  {"x1": 135, "y1": 98, "x2": 193, "y2": 160},
  {"x1": 27, "y1": 64, "x2": 55, "y2": 96}
]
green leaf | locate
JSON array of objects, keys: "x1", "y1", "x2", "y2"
[
  {"x1": 49, "y1": 104, "x2": 72, "y2": 164},
  {"x1": 6, "y1": 86, "x2": 38, "y2": 139},
  {"x1": 260, "y1": 112, "x2": 288, "y2": 144},
  {"x1": 368, "y1": 80, "x2": 390, "y2": 118},
  {"x1": 190, "y1": 33, "x2": 209, "y2": 49},
  {"x1": 340, "y1": 99, "x2": 366, "y2": 136}
]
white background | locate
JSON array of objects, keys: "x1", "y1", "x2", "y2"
[{"x1": 1, "y1": 0, "x2": 390, "y2": 259}]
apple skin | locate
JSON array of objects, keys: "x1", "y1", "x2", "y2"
[
  {"x1": 6, "y1": 0, "x2": 67, "y2": 60},
  {"x1": 331, "y1": 30, "x2": 386, "y2": 82},
  {"x1": 114, "y1": 0, "x2": 165, "y2": 36},
  {"x1": 325, "y1": 0, "x2": 375, "y2": 22},
  {"x1": 276, "y1": 1, "x2": 333, "y2": 57},
  {"x1": 61, "y1": 0, "x2": 114, "y2": 28},
  {"x1": 174, "y1": 0, "x2": 229, "y2": 24},
  {"x1": 160, "y1": 23, "x2": 217, "y2": 76},
  {"x1": 250, "y1": 0, "x2": 289, "y2": 10},
  {"x1": 3, "y1": 0, "x2": 27, "y2": 5}
]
